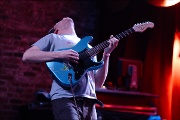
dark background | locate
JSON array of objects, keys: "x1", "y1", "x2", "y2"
[{"x1": 0, "y1": 0, "x2": 180, "y2": 120}]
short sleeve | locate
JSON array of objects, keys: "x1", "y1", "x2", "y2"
[{"x1": 32, "y1": 33, "x2": 54, "y2": 51}]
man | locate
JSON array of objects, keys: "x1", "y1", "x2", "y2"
[{"x1": 22, "y1": 17, "x2": 119, "y2": 120}]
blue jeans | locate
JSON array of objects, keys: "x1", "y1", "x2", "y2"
[{"x1": 51, "y1": 98, "x2": 97, "y2": 120}]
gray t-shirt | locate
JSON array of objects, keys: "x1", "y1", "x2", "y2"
[{"x1": 32, "y1": 33, "x2": 97, "y2": 100}]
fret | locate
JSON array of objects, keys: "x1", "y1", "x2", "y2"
[
  {"x1": 79, "y1": 51, "x2": 89, "y2": 60},
  {"x1": 129, "y1": 28, "x2": 135, "y2": 33},
  {"x1": 88, "y1": 49, "x2": 94, "y2": 56},
  {"x1": 118, "y1": 34, "x2": 123, "y2": 39},
  {"x1": 92, "y1": 47, "x2": 99, "y2": 56},
  {"x1": 115, "y1": 35, "x2": 121, "y2": 39},
  {"x1": 122, "y1": 32, "x2": 127, "y2": 37},
  {"x1": 125, "y1": 30, "x2": 130, "y2": 35}
]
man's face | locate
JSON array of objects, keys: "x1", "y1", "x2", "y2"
[{"x1": 54, "y1": 17, "x2": 74, "y2": 30}]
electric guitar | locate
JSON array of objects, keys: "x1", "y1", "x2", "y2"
[{"x1": 46, "y1": 21, "x2": 154, "y2": 87}]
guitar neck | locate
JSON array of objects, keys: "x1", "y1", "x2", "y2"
[
  {"x1": 86, "y1": 27, "x2": 135, "y2": 57},
  {"x1": 114, "y1": 28, "x2": 135, "y2": 40}
]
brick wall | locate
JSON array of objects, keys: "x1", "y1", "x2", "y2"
[{"x1": 0, "y1": 1, "x2": 99, "y2": 120}]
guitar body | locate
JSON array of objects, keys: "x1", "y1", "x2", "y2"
[{"x1": 46, "y1": 36, "x2": 104, "y2": 87}]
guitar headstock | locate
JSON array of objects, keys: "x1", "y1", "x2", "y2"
[{"x1": 133, "y1": 21, "x2": 154, "y2": 32}]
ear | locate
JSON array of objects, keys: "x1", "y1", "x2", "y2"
[{"x1": 54, "y1": 29, "x2": 59, "y2": 34}]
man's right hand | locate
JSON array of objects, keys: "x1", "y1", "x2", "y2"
[{"x1": 57, "y1": 49, "x2": 79, "y2": 64}]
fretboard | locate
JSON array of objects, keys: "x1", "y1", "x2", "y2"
[{"x1": 79, "y1": 27, "x2": 135, "y2": 59}]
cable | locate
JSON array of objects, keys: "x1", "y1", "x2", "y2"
[{"x1": 68, "y1": 73, "x2": 81, "y2": 120}]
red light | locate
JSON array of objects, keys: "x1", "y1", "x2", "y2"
[{"x1": 147, "y1": 0, "x2": 180, "y2": 7}]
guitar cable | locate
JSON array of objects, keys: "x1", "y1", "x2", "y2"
[{"x1": 69, "y1": 75, "x2": 81, "y2": 120}]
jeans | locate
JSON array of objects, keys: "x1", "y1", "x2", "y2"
[{"x1": 51, "y1": 98, "x2": 97, "y2": 120}]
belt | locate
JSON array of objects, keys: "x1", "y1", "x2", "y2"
[{"x1": 69, "y1": 97, "x2": 104, "y2": 107}]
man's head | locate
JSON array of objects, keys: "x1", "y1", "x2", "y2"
[
  {"x1": 50, "y1": 17, "x2": 76, "y2": 36},
  {"x1": 54, "y1": 17, "x2": 74, "y2": 30}
]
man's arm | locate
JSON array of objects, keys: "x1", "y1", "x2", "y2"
[
  {"x1": 95, "y1": 35, "x2": 119, "y2": 88},
  {"x1": 22, "y1": 46, "x2": 79, "y2": 63},
  {"x1": 95, "y1": 54, "x2": 110, "y2": 88}
]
